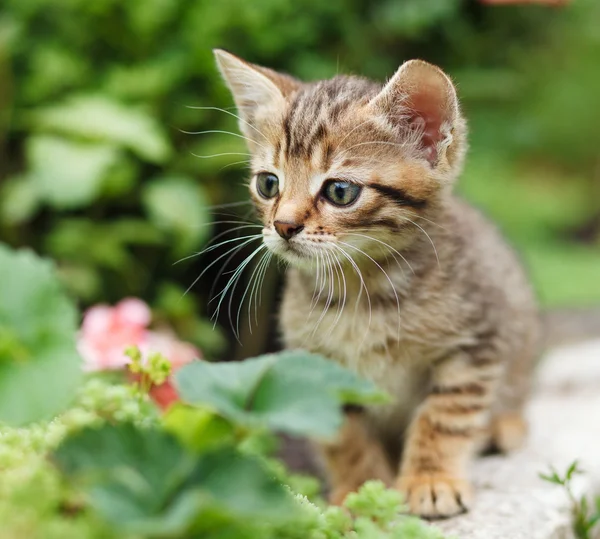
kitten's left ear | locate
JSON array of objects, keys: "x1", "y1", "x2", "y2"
[
  {"x1": 369, "y1": 60, "x2": 464, "y2": 171},
  {"x1": 214, "y1": 49, "x2": 301, "y2": 140}
]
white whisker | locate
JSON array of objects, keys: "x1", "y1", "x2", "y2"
[
  {"x1": 175, "y1": 232, "x2": 262, "y2": 266},
  {"x1": 328, "y1": 252, "x2": 347, "y2": 335},
  {"x1": 338, "y1": 240, "x2": 401, "y2": 342},
  {"x1": 404, "y1": 218, "x2": 440, "y2": 268},
  {"x1": 185, "y1": 105, "x2": 270, "y2": 144},
  {"x1": 312, "y1": 249, "x2": 335, "y2": 336},
  {"x1": 331, "y1": 243, "x2": 372, "y2": 348},
  {"x1": 191, "y1": 151, "x2": 252, "y2": 159},
  {"x1": 343, "y1": 232, "x2": 415, "y2": 275},
  {"x1": 253, "y1": 251, "x2": 273, "y2": 327},
  {"x1": 219, "y1": 159, "x2": 252, "y2": 171},
  {"x1": 180, "y1": 129, "x2": 267, "y2": 151},
  {"x1": 183, "y1": 235, "x2": 261, "y2": 297},
  {"x1": 412, "y1": 214, "x2": 447, "y2": 231},
  {"x1": 235, "y1": 248, "x2": 270, "y2": 338},
  {"x1": 204, "y1": 200, "x2": 253, "y2": 210},
  {"x1": 210, "y1": 243, "x2": 267, "y2": 333}
]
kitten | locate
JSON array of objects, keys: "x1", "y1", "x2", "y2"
[{"x1": 214, "y1": 49, "x2": 540, "y2": 518}]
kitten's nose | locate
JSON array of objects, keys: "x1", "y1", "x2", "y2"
[{"x1": 274, "y1": 220, "x2": 304, "y2": 240}]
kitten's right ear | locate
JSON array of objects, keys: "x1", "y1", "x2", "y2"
[
  {"x1": 213, "y1": 49, "x2": 300, "y2": 128},
  {"x1": 369, "y1": 59, "x2": 464, "y2": 174}
]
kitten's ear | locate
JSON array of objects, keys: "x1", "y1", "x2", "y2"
[
  {"x1": 214, "y1": 49, "x2": 300, "y2": 128},
  {"x1": 369, "y1": 60, "x2": 463, "y2": 169}
]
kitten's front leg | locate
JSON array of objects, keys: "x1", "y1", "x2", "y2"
[
  {"x1": 397, "y1": 352, "x2": 501, "y2": 518},
  {"x1": 321, "y1": 409, "x2": 394, "y2": 505}
]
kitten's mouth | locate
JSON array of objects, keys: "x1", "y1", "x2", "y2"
[
  {"x1": 272, "y1": 239, "x2": 310, "y2": 258},
  {"x1": 263, "y1": 234, "x2": 324, "y2": 266}
]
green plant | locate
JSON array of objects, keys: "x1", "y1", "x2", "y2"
[
  {"x1": 540, "y1": 461, "x2": 600, "y2": 539},
  {"x1": 1, "y1": 353, "x2": 449, "y2": 538},
  {"x1": 126, "y1": 346, "x2": 172, "y2": 392},
  {"x1": 0, "y1": 245, "x2": 82, "y2": 425},
  {"x1": 48, "y1": 350, "x2": 390, "y2": 536},
  {"x1": 0, "y1": 378, "x2": 157, "y2": 539}
]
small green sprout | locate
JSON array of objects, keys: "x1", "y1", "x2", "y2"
[
  {"x1": 125, "y1": 346, "x2": 172, "y2": 396},
  {"x1": 540, "y1": 461, "x2": 600, "y2": 539}
]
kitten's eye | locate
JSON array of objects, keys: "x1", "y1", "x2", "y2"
[
  {"x1": 322, "y1": 180, "x2": 362, "y2": 207},
  {"x1": 256, "y1": 172, "x2": 279, "y2": 199}
]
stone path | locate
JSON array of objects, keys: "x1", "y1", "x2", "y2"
[{"x1": 436, "y1": 339, "x2": 600, "y2": 539}]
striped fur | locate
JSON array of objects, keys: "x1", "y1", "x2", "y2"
[{"x1": 215, "y1": 50, "x2": 540, "y2": 518}]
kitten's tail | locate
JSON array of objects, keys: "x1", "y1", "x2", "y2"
[{"x1": 541, "y1": 307, "x2": 600, "y2": 349}]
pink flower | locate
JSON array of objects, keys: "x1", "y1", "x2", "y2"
[
  {"x1": 78, "y1": 298, "x2": 199, "y2": 373},
  {"x1": 79, "y1": 299, "x2": 150, "y2": 371},
  {"x1": 145, "y1": 332, "x2": 201, "y2": 370}
]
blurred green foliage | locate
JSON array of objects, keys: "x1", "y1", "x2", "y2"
[
  {"x1": 0, "y1": 245, "x2": 82, "y2": 426},
  {"x1": 0, "y1": 0, "x2": 598, "y2": 356}
]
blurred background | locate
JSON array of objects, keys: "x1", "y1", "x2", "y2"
[{"x1": 0, "y1": 0, "x2": 598, "y2": 362}]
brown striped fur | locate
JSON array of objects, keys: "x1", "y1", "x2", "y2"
[{"x1": 215, "y1": 49, "x2": 541, "y2": 518}]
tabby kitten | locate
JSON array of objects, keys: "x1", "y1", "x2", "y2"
[{"x1": 214, "y1": 49, "x2": 540, "y2": 518}]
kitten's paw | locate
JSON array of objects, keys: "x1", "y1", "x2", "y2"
[
  {"x1": 491, "y1": 412, "x2": 527, "y2": 453},
  {"x1": 329, "y1": 485, "x2": 357, "y2": 506},
  {"x1": 396, "y1": 473, "x2": 473, "y2": 518}
]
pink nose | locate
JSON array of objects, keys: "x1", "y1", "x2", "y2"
[{"x1": 274, "y1": 220, "x2": 304, "y2": 240}]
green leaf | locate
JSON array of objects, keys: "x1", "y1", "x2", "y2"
[
  {"x1": 142, "y1": 175, "x2": 211, "y2": 254},
  {"x1": 589, "y1": 511, "x2": 600, "y2": 530},
  {"x1": 45, "y1": 219, "x2": 132, "y2": 271},
  {"x1": 286, "y1": 353, "x2": 389, "y2": 406},
  {"x1": 0, "y1": 245, "x2": 82, "y2": 425},
  {"x1": 30, "y1": 95, "x2": 171, "y2": 163},
  {"x1": 54, "y1": 423, "x2": 295, "y2": 535},
  {"x1": 0, "y1": 175, "x2": 41, "y2": 225},
  {"x1": 176, "y1": 355, "x2": 277, "y2": 425},
  {"x1": 539, "y1": 471, "x2": 563, "y2": 486},
  {"x1": 175, "y1": 351, "x2": 388, "y2": 438},
  {"x1": 186, "y1": 448, "x2": 296, "y2": 518},
  {"x1": 566, "y1": 460, "x2": 583, "y2": 481},
  {"x1": 108, "y1": 219, "x2": 165, "y2": 245},
  {"x1": 250, "y1": 361, "x2": 342, "y2": 437},
  {"x1": 27, "y1": 135, "x2": 121, "y2": 209},
  {"x1": 56, "y1": 263, "x2": 102, "y2": 301},
  {"x1": 162, "y1": 404, "x2": 235, "y2": 453},
  {"x1": 45, "y1": 219, "x2": 163, "y2": 274},
  {"x1": 100, "y1": 155, "x2": 139, "y2": 198},
  {"x1": 22, "y1": 44, "x2": 89, "y2": 103},
  {"x1": 54, "y1": 423, "x2": 200, "y2": 535}
]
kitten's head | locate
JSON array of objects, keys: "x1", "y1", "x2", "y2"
[{"x1": 214, "y1": 50, "x2": 466, "y2": 268}]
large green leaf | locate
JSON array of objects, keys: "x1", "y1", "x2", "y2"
[
  {"x1": 175, "y1": 351, "x2": 388, "y2": 438},
  {"x1": 54, "y1": 423, "x2": 201, "y2": 536},
  {"x1": 142, "y1": 175, "x2": 211, "y2": 254},
  {"x1": 54, "y1": 423, "x2": 296, "y2": 536},
  {"x1": 30, "y1": 95, "x2": 172, "y2": 163},
  {"x1": 0, "y1": 245, "x2": 82, "y2": 425},
  {"x1": 27, "y1": 135, "x2": 121, "y2": 209},
  {"x1": 186, "y1": 448, "x2": 296, "y2": 518}
]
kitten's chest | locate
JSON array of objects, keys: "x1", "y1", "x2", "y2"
[{"x1": 279, "y1": 273, "x2": 431, "y2": 411}]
